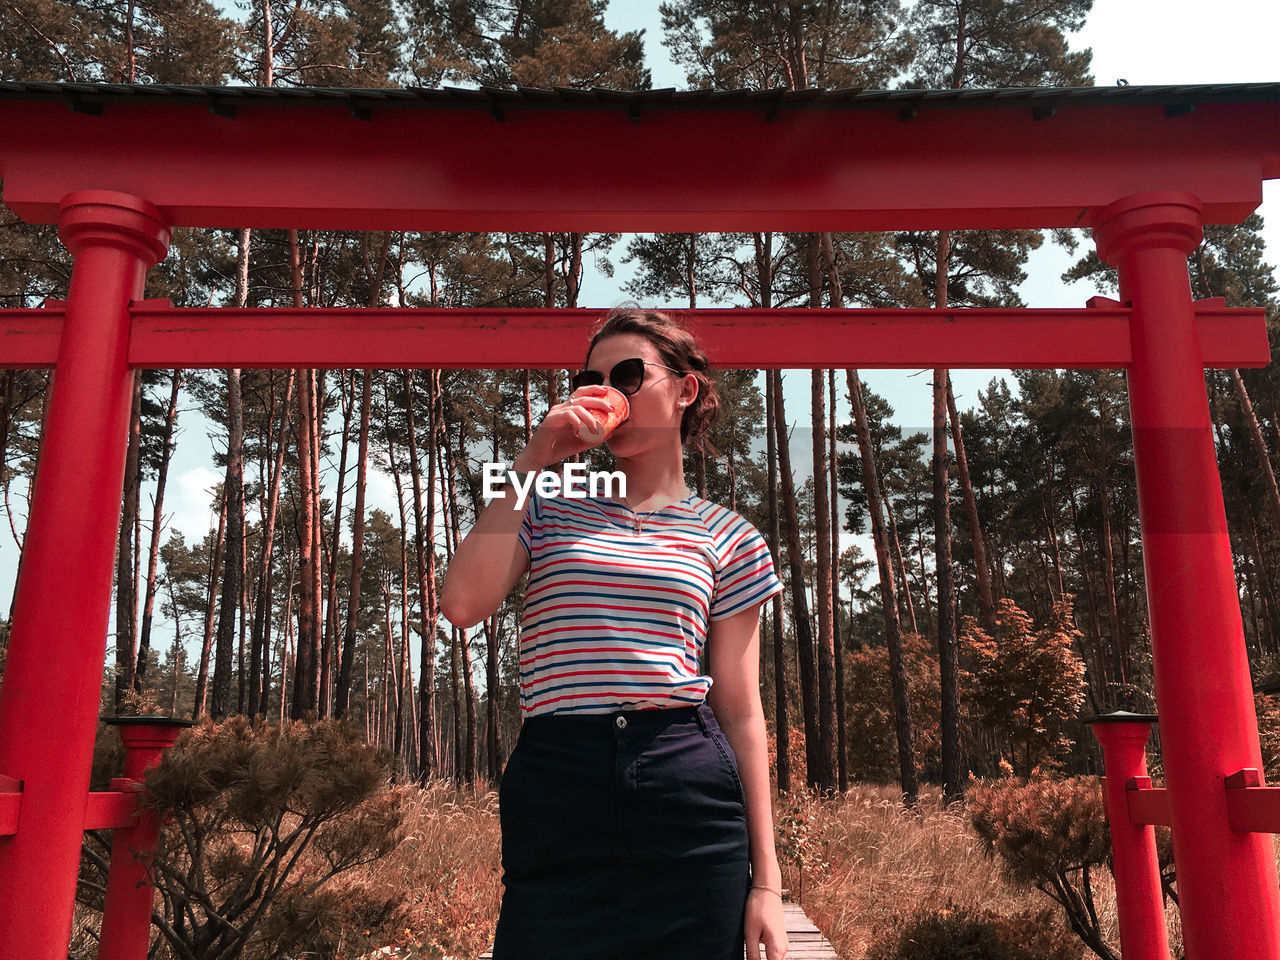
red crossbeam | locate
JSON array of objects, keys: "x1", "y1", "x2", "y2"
[
  {"x1": 0, "y1": 301, "x2": 1267, "y2": 370},
  {"x1": 0, "y1": 775, "x2": 19, "y2": 836},
  {"x1": 0, "y1": 782, "x2": 142, "y2": 836},
  {"x1": 83, "y1": 787, "x2": 142, "y2": 831},
  {"x1": 1122, "y1": 771, "x2": 1280, "y2": 834},
  {"x1": 1, "y1": 98, "x2": 1274, "y2": 230},
  {"x1": 1125, "y1": 776, "x2": 1173, "y2": 827},
  {"x1": 1224, "y1": 769, "x2": 1280, "y2": 834}
]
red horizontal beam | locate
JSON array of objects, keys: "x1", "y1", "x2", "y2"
[
  {"x1": 0, "y1": 302, "x2": 1267, "y2": 370},
  {"x1": 0, "y1": 306, "x2": 62, "y2": 367},
  {"x1": 0, "y1": 775, "x2": 19, "y2": 836},
  {"x1": 1225, "y1": 768, "x2": 1280, "y2": 834},
  {"x1": 83, "y1": 789, "x2": 141, "y2": 831},
  {"x1": 1, "y1": 99, "x2": 1275, "y2": 231},
  {"x1": 1124, "y1": 770, "x2": 1280, "y2": 833},
  {"x1": 1125, "y1": 778, "x2": 1172, "y2": 827}
]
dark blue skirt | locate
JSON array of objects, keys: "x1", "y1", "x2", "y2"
[{"x1": 491, "y1": 701, "x2": 751, "y2": 960}]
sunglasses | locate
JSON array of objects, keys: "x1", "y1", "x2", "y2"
[{"x1": 571, "y1": 357, "x2": 682, "y2": 396}]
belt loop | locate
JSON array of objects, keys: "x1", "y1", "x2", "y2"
[{"x1": 694, "y1": 703, "x2": 711, "y2": 737}]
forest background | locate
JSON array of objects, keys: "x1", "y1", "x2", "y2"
[{"x1": 3, "y1": 0, "x2": 1280, "y2": 805}]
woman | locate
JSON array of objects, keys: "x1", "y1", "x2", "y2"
[{"x1": 441, "y1": 307, "x2": 789, "y2": 960}]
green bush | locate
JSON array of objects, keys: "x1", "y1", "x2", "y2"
[{"x1": 141, "y1": 715, "x2": 407, "y2": 960}]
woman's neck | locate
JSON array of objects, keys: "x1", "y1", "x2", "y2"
[{"x1": 613, "y1": 451, "x2": 689, "y2": 507}]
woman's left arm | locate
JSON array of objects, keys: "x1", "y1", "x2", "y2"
[{"x1": 706, "y1": 602, "x2": 789, "y2": 960}]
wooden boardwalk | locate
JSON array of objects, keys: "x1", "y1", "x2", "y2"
[{"x1": 479, "y1": 890, "x2": 839, "y2": 959}]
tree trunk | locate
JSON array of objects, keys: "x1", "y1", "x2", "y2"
[
  {"x1": 440, "y1": 409, "x2": 479, "y2": 784},
  {"x1": 771, "y1": 368, "x2": 821, "y2": 787},
  {"x1": 320, "y1": 369, "x2": 355, "y2": 717},
  {"x1": 1068, "y1": 489, "x2": 1111, "y2": 707},
  {"x1": 237, "y1": 526, "x2": 248, "y2": 714},
  {"x1": 210, "y1": 365, "x2": 243, "y2": 721},
  {"x1": 933, "y1": 368, "x2": 963, "y2": 801},
  {"x1": 753, "y1": 231, "x2": 790, "y2": 794},
  {"x1": 114, "y1": 370, "x2": 143, "y2": 708},
  {"x1": 544, "y1": 235, "x2": 560, "y2": 408},
  {"x1": 809, "y1": 235, "x2": 838, "y2": 794},
  {"x1": 136, "y1": 368, "x2": 182, "y2": 691},
  {"x1": 337, "y1": 367, "x2": 372, "y2": 717},
  {"x1": 289, "y1": 228, "x2": 318, "y2": 718},
  {"x1": 946, "y1": 377, "x2": 996, "y2": 639},
  {"x1": 250, "y1": 370, "x2": 293, "y2": 718},
  {"x1": 280, "y1": 555, "x2": 294, "y2": 726},
  {"x1": 193, "y1": 493, "x2": 227, "y2": 719},
  {"x1": 932, "y1": 229, "x2": 963, "y2": 803},
  {"x1": 881, "y1": 470, "x2": 919, "y2": 635},
  {"x1": 406, "y1": 369, "x2": 441, "y2": 780},
  {"x1": 764, "y1": 365, "x2": 790, "y2": 795},
  {"x1": 1231, "y1": 369, "x2": 1280, "y2": 533},
  {"x1": 829, "y1": 367, "x2": 847, "y2": 793},
  {"x1": 311, "y1": 368, "x2": 326, "y2": 712},
  {"x1": 387, "y1": 404, "x2": 410, "y2": 765},
  {"x1": 846, "y1": 370, "x2": 918, "y2": 807},
  {"x1": 1094, "y1": 476, "x2": 1127, "y2": 690},
  {"x1": 1245, "y1": 513, "x2": 1279, "y2": 657},
  {"x1": 566, "y1": 233, "x2": 583, "y2": 307}
]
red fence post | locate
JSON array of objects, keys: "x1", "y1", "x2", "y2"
[
  {"x1": 1091, "y1": 191, "x2": 1280, "y2": 959},
  {"x1": 97, "y1": 717, "x2": 192, "y2": 960},
  {"x1": 0, "y1": 191, "x2": 169, "y2": 960},
  {"x1": 1086, "y1": 712, "x2": 1169, "y2": 960}
]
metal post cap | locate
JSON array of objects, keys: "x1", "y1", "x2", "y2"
[{"x1": 1083, "y1": 710, "x2": 1159, "y2": 725}]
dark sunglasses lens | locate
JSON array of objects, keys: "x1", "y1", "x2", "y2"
[
  {"x1": 571, "y1": 370, "x2": 603, "y2": 391},
  {"x1": 611, "y1": 358, "x2": 646, "y2": 395}
]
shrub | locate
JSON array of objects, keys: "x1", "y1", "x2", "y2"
[
  {"x1": 962, "y1": 598, "x2": 1088, "y2": 776},
  {"x1": 774, "y1": 785, "x2": 838, "y2": 902},
  {"x1": 968, "y1": 776, "x2": 1118, "y2": 960},
  {"x1": 865, "y1": 905, "x2": 1081, "y2": 960},
  {"x1": 142, "y1": 715, "x2": 407, "y2": 960}
]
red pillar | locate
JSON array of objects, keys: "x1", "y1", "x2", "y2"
[
  {"x1": 1092, "y1": 191, "x2": 1280, "y2": 959},
  {"x1": 1087, "y1": 713, "x2": 1169, "y2": 960},
  {"x1": 0, "y1": 191, "x2": 169, "y2": 960},
  {"x1": 97, "y1": 717, "x2": 191, "y2": 960}
]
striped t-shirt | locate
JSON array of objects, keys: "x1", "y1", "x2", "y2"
[{"x1": 516, "y1": 489, "x2": 785, "y2": 718}]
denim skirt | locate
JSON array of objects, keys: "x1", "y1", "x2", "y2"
[{"x1": 491, "y1": 701, "x2": 751, "y2": 960}]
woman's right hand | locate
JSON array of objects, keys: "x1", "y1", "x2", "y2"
[{"x1": 518, "y1": 385, "x2": 616, "y2": 470}]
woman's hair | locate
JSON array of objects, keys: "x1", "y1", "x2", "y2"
[{"x1": 585, "y1": 305, "x2": 720, "y2": 457}]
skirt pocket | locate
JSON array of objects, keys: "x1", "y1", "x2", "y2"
[{"x1": 708, "y1": 730, "x2": 747, "y2": 807}]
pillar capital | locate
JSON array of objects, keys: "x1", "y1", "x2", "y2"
[
  {"x1": 1090, "y1": 191, "x2": 1203, "y2": 266},
  {"x1": 1089, "y1": 719, "x2": 1157, "y2": 752},
  {"x1": 57, "y1": 190, "x2": 170, "y2": 266}
]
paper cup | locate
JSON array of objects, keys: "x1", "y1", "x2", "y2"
[{"x1": 573, "y1": 386, "x2": 629, "y2": 442}]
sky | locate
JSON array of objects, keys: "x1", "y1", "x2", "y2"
[{"x1": 3, "y1": 0, "x2": 1280, "y2": 676}]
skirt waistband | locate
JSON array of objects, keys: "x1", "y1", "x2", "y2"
[{"x1": 518, "y1": 702, "x2": 719, "y2": 742}]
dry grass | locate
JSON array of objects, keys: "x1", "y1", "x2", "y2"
[
  {"x1": 350, "y1": 779, "x2": 504, "y2": 960},
  {"x1": 77, "y1": 776, "x2": 1280, "y2": 959},
  {"x1": 780, "y1": 782, "x2": 1101, "y2": 959},
  {"x1": 347, "y1": 778, "x2": 1110, "y2": 960}
]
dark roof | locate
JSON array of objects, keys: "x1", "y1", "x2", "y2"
[{"x1": 2, "y1": 80, "x2": 1280, "y2": 113}]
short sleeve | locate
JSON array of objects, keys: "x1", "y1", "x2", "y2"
[
  {"x1": 710, "y1": 520, "x2": 785, "y2": 621},
  {"x1": 516, "y1": 490, "x2": 541, "y2": 559}
]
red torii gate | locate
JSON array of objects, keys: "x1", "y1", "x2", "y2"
[{"x1": 0, "y1": 80, "x2": 1279, "y2": 959}]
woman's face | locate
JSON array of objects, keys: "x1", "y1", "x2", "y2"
[{"x1": 581, "y1": 333, "x2": 698, "y2": 459}]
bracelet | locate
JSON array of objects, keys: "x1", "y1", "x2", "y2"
[{"x1": 750, "y1": 885, "x2": 783, "y2": 899}]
